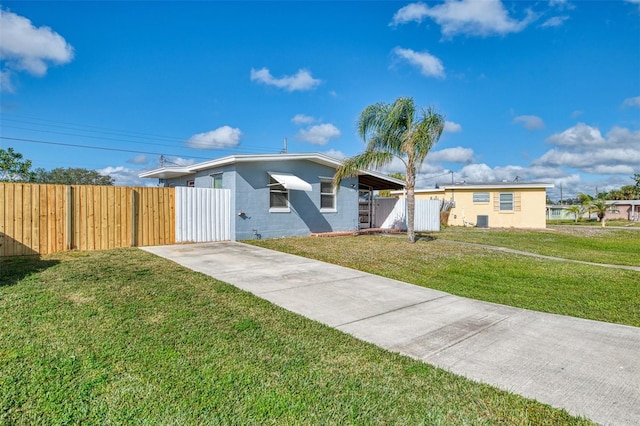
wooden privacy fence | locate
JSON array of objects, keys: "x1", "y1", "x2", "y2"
[{"x1": 0, "y1": 183, "x2": 175, "y2": 257}]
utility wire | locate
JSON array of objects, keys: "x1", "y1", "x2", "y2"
[
  {"x1": 1, "y1": 115, "x2": 281, "y2": 152},
  {"x1": 1, "y1": 124, "x2": 281, "y2": 153},
  {"x1": 1, "y1": 136, "x2": 214, "y2": 161}
]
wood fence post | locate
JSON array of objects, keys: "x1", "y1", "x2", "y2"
[
  {"x1": 131, "y1": 189, "x2": 137, "y2": 247},
  {"x1": 66, "y1": 185, "x2": 72, "y2": 250}
]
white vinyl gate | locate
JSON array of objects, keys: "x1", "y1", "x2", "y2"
[
  {"x1": 378, "y1": 198, "x2": 440, "y2": 232},
  {"x1": 175, "y1": 187, "x2": 231, "y2": 242}
]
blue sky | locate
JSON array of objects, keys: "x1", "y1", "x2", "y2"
[{"x1": 1, "y1": 0, "x2": 638, "y2": 200}]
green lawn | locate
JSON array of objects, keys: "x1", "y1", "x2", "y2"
[
  {"x1": 0, "y1": 249, "x2": 590, "y2": 424},
  {"x1": 250, "y1": 234, "x2": 640, "y2": 327},
  {"x1": 430, "y1": 226, "x2": 640, "y2": 266}
]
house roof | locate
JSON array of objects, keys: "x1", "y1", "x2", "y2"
[
  {"x1": 139, "y1": 152, "x2": 405, "y2": 190},
  {"x1": 434, "y1": 181, "x2": 554, "y2": 190},
  {"x1": 606, "y1": 200, "x2": 640, "y2": 205},
  {"x1": 390, "y1": 181, "x2": 554, "y2": 195}
]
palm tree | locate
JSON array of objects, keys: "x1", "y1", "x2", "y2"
[
  {"x1": 590, "y1": 199, "x2": 610, "y2": 226},
  {"x1": 566, "y1": 205, "x2": 582, "y2": 223},
  {"x1": 333, "y1": 97, "x2": 444, "y2": 243}
]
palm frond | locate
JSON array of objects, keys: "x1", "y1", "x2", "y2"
[{"x1": 333, "y1": 151, "x2": 396, "y2": 186}]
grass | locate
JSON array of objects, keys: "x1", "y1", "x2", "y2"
[
  {"x1": 546, "y1": 219, "x2": 640, "y2": 227},
  {"x1": 250, "y1": 235, "x2": 640, "y2": 328},
  {"x1": 0, "y1": 249, "x2": 591, "y2": 424},
  {"x1": 430, "y1": 226, "x2": 640, "y2": 266}
]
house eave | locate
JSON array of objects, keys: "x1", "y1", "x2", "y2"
[
  {"x1": 138, "y1": 152, "x2": 406, "y2": 189},
  {"x1": 138, "y1": 167, "x2": 193, "y2": 179}
]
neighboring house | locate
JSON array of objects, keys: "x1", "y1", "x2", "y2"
[
  {"x1": 393, "y1": 182, "x2": 553, "y2": 229},
  {"x1": 139, "y1": 153, "x2": 404, "y2": 240},
  {"x1": 546, "y1": 205, "x2": 580, "y2": 221},
  {"x1": 605, "y1": 200, "x2": 640, "y2": 221}
]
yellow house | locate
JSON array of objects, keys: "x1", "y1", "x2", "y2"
[{"x1": 394, "y1": 182, "x2": 553, "y2": 229}]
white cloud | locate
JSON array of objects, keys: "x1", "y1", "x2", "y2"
[
  {"x1": 392, "y1": 47, "x2": 445, "y2": 78},
  {"x1": 549, "y1": 0, "x2": 574, "y2": 10},
  {"x1": 513, "y1": 115, "x2": 545, "y2": 131},
  {"x1": 390, "y1": 2, "x2": 430, "y2": 26},
  {"x1": 323, "y1": 149, "x2": 346, "y2": 160},
  {"x1": 0, "y1": 8, "x2": 74, "y2": 91},
  {"x1": 250, "y1": 67, "x2": 321, "y2": 92},
  {"x1": 546, "y1": 122, "x2": 604, "y2": 147},
  {"x1": 541, "y1": 16, "x2": 569, "y2": 28},
  {"x1": 571, "y1": 110, "x2": 583, "y2": 118},
  {"x1": 127, "y1": 154, "x2": 148, "y2": 165},
  {"x1": 164, "y1": 157, "x2": 196, "y2": 167},
  {"x1": 0, "y1": 70, "x2": 13, "y2": 92},
  {"x1": 291, "y1": 114, "x2": 315, "y2": 125},
  {"x1": 625, "y1": 0, "x2": 640, "y2": 5},
  {"x1": 391, "y1": 0, "x2": 536, "y2": 37},
  {"x1": 533, "y1": 123, "x2": 640, "y2": 175},
  {"x1": 98, "y1": 166, "x2": 149, "y2": 187},
  {"x1": 443, "y1": 120, "x2": 462, "y2": 133},
  {"x1": 622, "y1": 96, "x2": 640, "y2": 108},
  {"x1": 295, "y1": 123, "x2": 340, "y2": 145},
  {"x1": 427, "y1": 146, "x2": 474, "y2": 163},
  {"x1": 186, "y1": 126, "x2": 242, "y2": 149},
  {"x1": 458, "y1": 163, "x2": 529, "y2": 182}
]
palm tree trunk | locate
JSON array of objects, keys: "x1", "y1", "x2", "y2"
[{"x1": 406, "y1": 165, "x2": 416, "y2": 243}]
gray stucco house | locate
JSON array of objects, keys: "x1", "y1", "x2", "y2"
[{"x1": 139, "y1": 153, "x2": 404, "y2": 240}]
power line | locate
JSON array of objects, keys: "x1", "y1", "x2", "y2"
[
  {"x1": 1, "y1": 115, "x2": 282, "y2": 152},
  {"x1": 1, "y1": 136, "x2": 214, "y2": 160}
]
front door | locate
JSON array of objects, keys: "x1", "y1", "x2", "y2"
[{"x1": 358, "y1": 189, "x2": 372, "y2": 228}]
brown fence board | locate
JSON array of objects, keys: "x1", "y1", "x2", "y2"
[{"x1": 1, "y1": 183, "x2": 176, "y2": 256}]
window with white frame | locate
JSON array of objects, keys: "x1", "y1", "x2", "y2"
[
  {"x1": 320, "y1": 179, "x2": 336, "y2": 211},
  {"x1": 499, "y1": 193, "x2": 514, "y2": 211},
  {"x1": 473, "y1": 192, "x2": 490, "y2": 203},
  {"x1": 269, "y1": 176, "x2": 289, "y2": 212},
  {"x1": 211, "y1": 173, "x2": 223, "y2": 189}
]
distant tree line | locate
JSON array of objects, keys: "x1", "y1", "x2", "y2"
[{"x1": 0, "y1": 147, "x2": 114, "y2": 185}]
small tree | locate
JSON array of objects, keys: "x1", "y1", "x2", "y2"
[
  {"x1": 0, "y1": 147, "x2": 34, "y2": 182},
  {"x1": 590, "y1": 199, "x2": 610, "y2": 227},
  {"x1": 566, "y1": 205, "x2": 582, "y2": 223}
]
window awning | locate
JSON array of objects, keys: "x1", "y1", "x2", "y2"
[{"x1": 268, "y1": 172, "x2": 312, "y2": 191}]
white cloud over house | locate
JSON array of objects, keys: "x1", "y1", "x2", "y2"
[
  {"x1": 392, "y1": 47, "x2": 445, "y2": 78},
  {"x1": 250, "y1": 67, "x2": 321, "y2": 92},
  {"x1": 427, "y1": 146, "x2": 473, "y2": 163},
  {"x1": 323, "y1": 149, "x2": 346, "y2": 160},
  {"x1": 533, "y1": 123, "x2": 640, "y2": 175},
  {"x1": 390, "y1": 0, "x2": 536, "y2": 37},
  {"x1": 186, "y1": 126, "x2": 242, "y2": 149},
  {"x1": 0, "y1": 8, "x2": 74, "y2": 91},
  {"x1": 295, "y1": 123, "x2": 340, "y2": 145}
]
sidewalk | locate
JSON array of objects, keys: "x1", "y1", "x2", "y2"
[{"x1": 142, "y1": 242, "x2": 640, "y2": 426}]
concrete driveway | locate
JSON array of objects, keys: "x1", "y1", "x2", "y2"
[{"x1": 142, "y1": 241, "x2": 640, "y2": 426}]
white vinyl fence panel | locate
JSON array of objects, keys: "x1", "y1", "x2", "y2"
[
  {"x1": 372, "y1": 198, "x2": 399, "y2": 228},
  {"x1": 414, "y1": 199, "x2": 441, "y2": 232},
  {"x1": 379, "y1": 198, "x2": 440, "y2": 232},
  {"x1": 175, "y1": 187, "x2": 231, "y2": 242}
]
